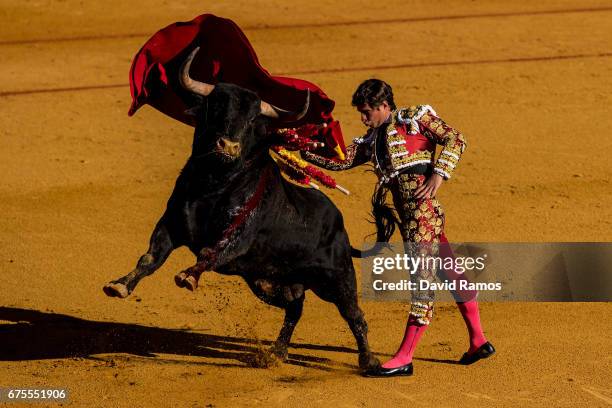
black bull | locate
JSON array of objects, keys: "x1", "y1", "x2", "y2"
[{"x1": 103, "y1": 82, "x2": 380, "y2": 370}]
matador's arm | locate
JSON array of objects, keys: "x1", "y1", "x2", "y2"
[
  {"x1": 301, "y1": 142, "x2": 371, "y2": 171},
  {"x1": 417, "y1": 112, "x2": 467, "y2": 180}
]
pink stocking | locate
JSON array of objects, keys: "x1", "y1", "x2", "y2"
[
  {"x1": 382, "y1": 316, "x2": 427, "y2": 368},
  {"x1": 438, "y1": 236, "x2": 488, "y2": 354},
  {"x1": 456, "y1": 300, "x2": 487, "y2": 354}
]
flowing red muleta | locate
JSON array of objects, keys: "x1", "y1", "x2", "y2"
[{"x1": 128, "y1": 13, "x2": 347, "y2": 160}]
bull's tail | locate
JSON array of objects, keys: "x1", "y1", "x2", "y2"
[
  {"x1": 351, "y1": 181, "x2": 401, "y2": 258},
  {"x1": 351, "y1": 246, "x2": 364, "y2": 258},
  {"x1": 350, "y1": 245, "x2": 382, "y2": 258},
  {"x1": 371, "y1": 180, "x2": 400, "y2": 243}
]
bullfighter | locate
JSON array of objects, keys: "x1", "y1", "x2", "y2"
[{"x1": 302, "y1": 78, "x2": 495, "y2": 377}]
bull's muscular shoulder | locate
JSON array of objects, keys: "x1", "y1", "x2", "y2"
[
  {"x1": 276, "y1": 180, "x2": 344, "y2": 225},
  {"x1": 283, "y1": 179, "x2": 337, "y2": 209}
]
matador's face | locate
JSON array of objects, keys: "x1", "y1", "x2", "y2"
[{"x1": 356, "y1": 101, "x2": 392, "y2": 129}]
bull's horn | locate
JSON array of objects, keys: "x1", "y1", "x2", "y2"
[
  {"x1": 260, "y1": 89, "x2": 310, "y2": 121},
  {"x1": 180, "y1": 47, "x2": 215, "y2": 96}
]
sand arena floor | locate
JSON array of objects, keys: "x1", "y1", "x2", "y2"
[{"x1": 1, "y1": 1, "x2": 611, "y2": 406}]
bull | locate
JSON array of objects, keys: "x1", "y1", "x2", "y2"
[{"x1": 103, "y1": 48, "x2": 379, "y2": 370}]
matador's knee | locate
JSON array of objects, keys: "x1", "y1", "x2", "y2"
[{"x1": 409, "y1": 301, "x2": 434, "y2": 325}]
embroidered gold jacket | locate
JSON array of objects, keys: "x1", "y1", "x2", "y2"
[{"x1": 303, "y1": 105, "x2": 467, "y2": 181}]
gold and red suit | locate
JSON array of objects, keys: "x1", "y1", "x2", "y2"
[{"x1": 303, "y1": 105, "x2": 467, "y2": 325}]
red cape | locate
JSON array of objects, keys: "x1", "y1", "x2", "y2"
[{"x1": 128, "y1": 13, "x2": 346, "y2": 158}]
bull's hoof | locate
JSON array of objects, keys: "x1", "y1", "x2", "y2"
[
  {"x1": 103, "y1": 282, "x2": 129, "y2": 298},
  {"x1": 359, "y1": 353, "x2": 381, "y2": 370},
  {"x1": 269, "y1": 344, "x2": 289, "y2": 361},
  {"x1": 175, "y1": 272, "x2": 198, "y2": 291},
  {"x1": 184, "y1": 276, "x2": 198, "y2": 291},
  {"x1": 174, "y1": 272, "x2": 188, "y2": 288},
  {"x1": 248, "y1": 348, "x2": 282, "y2": 368}
]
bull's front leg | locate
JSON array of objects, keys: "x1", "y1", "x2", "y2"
[
  {"x1": 174, "y1": 247, "x2": 215, "y2": 291},
  {"x1": 103, "y1": 219, "x2": 175, "y2": 298}
]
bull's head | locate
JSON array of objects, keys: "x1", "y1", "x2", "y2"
[{"x1": 180, "y1": 47, "x2": 309, "y2": 163}]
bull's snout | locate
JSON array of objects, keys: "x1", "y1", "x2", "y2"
[{"x1": 216, "y1": 137, "x2": 241, "y2": 157}]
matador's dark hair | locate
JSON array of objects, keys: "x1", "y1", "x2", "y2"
[{"x1": 351, "y1": 79, "x2": 396, "y2": 110}]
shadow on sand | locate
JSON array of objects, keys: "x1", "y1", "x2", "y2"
[{"x1": 0, "y1": 307, "x2": 361, "y2": 372}]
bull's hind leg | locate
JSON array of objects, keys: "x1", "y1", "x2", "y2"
[
  {"x1": 270, "y1": 285, "x2": 305, "y2": 360},
  {"x1": 103, "y1": 219, "x2": 174, "y2": 298},
  {"x1": 336, "y1": 295, "x2": 380, "y2": 370},
  {"x1": 246, "y1": 280, "x2": 305, "y2": 361},
  {"x1": 312, "y1": 271, "x2": 380, "y2": 370}
]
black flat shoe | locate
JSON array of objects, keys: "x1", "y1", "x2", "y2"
[
  {"x1": 362, "y1": 363, "x2": 413, "y2": 377},
  {"x1": 459, "y1": 341, "x2": 496, "y2": 365}
]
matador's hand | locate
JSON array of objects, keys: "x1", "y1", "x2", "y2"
[{"x1": 415, "y1": 173, "x2": 444, "y2": 199}]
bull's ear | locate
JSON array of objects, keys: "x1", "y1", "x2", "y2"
[
  {"x1": 184, "y1": 105, "x2": 202, "y2": 117},
  {"x1": 184, "y1": 94, "x2": 205, "y2": 117}
]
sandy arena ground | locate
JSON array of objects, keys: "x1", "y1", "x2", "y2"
[{"x1": 1, "y1": 1, "x2": 611, "y2": 406}]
